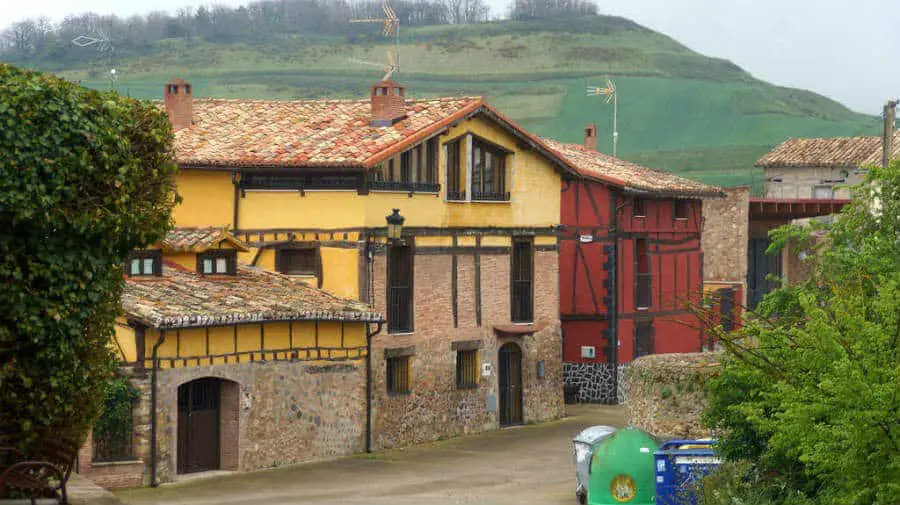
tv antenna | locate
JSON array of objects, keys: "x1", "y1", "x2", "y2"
[
  {"x1": 72, "y1": 25, "x2": 118, "y2": 91},
  {"x1": 586, "y1": 79, "x2": 618, "y2": 156},
  {"x1": 350, "y1": 2, "x2": 401, "y2": 75},
  {"x1": 349, "y1": 50, "x2": 397, "y2": 81}
]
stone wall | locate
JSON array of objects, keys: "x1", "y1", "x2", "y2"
[
  {"x1": 370, "y1": 247, "x2": 564, "y2": 449},
  {"x1": 562, "y1": 363, "x2": 627, "y2": 404},
  {"x1": 624, "y1": 352, "x2": 722, "y2": 439},
  {"x1": 763, "y1": 165, "x2": 862, "y2": 200},
  {"x1": 702, "y1": 187, "x2": 749, "y2": 291}
]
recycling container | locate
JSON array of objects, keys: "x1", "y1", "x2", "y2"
[
  {"x1": 587, "y1": 427, "x2": 659, "y2": 505},
  {"x1": 572, "y1": 425, "x2": 616, "y2": 504},
  {"x1": 653, "y1": 439, "x2": 721, "y2": 505}
]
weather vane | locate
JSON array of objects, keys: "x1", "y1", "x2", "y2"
[
  {"x1": 586, "y1": 79, "x2": 618, "y2": 156},
  {"x1": 72, "y1": 23, "x2": 118, "y2": 91},
  {"x1": 350, "y1": 2, "x2": 401, "y2": 76}
]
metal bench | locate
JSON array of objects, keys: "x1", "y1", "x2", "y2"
[{"x1": 0, "y1": 439, "x2": 76, "y2": 504}]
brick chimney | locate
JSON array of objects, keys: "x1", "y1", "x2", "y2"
[
  {"x1": 584, "y1": 123, "x2": 598, "y2": 151},
  {"x1": 370, "y1": 79, "x2": 407, "y2": 127},
  {"x1": 164, "y1": 78, "x2": 193, "y2": 131}
]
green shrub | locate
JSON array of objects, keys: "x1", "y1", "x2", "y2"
[{"x1": 0, "y1": 64, "x2": 177, "y2": 462}]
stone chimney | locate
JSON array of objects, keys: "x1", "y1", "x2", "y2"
[
  {"x1": 164, "y1": 78, "x2": 193, "y2": 131},
  {"x1": 883, "y1": 100, "x2": 897, "y2": 167},
  {"x1": 370, "y1": 79, "x2": 407, "y2": 127},
  {"x1": 584, "y1": 123, "x2": 598, "y2": 151}
]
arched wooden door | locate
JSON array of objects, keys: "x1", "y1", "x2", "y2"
[
  {"x1": 498, "y1": 343, "x2": 523, "y2": 426},
  {"x1": 177, "y1": 378, "x2": 221, "y2": 474}
]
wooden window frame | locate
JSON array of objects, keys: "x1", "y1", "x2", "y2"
[
  {"x1": 197, "y1": 249, "x2": 237, "y2": 276},
  {"x1": 470, "y1": 138, "x2": 509, "y2": 201},
  {"x1": 445, "y1": 139, "x2": 464, "y2": 201},
  {"x1": 673, "y1": 200, "x2": 690, "y2": 220},
  {"x1": 275, "y1": 246, "x2": 320, "y2": 277},
  {"x1": 387, "y1": 243, "x2": 415, "y2": 334},
  {"x1": 510, "y1": 237, "x2": 534, "y2": 323},
  {"x1": 455, "y1": 349, "x2": 479, "y2": 389},
  {"x1": 127, "y1": 250, "x2": 162, "y2": 277},
  {"x1": 386, "y1": 355, "x2": 411, "y2": 395},
  {"x1": 633, "y1": 197, "x2": 646, "y2": 218},
  {"x1": 635, "y1": 238, "x2": 651, "y2": 309}
]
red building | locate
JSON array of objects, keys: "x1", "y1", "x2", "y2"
[{"x1": 545, "y1": 127, "x2": 724, "y2": 403}]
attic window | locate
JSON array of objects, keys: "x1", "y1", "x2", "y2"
[
  {"x1": 184, "y1": 84, "x2": 191, "y2": 94},
  {"x1": 674, "y1": 200, "x2": 690, "y2": 220},
  {"x1": 633, "y1": 197, "x2": 646, "y2": 218},
  {"x1": 198, "y1": 250, "x2": 237, "y2": 275},
  {"x1": 127, "y1": 250, "x2": 161, "y2": 277},
  {"x1": 168, "y1": 84, "x2": 178, "y2": 94}
]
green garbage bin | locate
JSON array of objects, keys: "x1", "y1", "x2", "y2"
[{"x1": 587, "y1": 427, "x2": 659, "y2": 504}]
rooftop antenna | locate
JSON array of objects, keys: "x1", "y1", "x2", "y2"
[
  {"x1": 72, "y1": 23, "x2": 118, "y2": 91},
  {"x1": 349, "y1": 50, "x2": 397, "y2": 81},
  {"x1": 350, "y1": 2, "x2": 401, "y2": 75},
  {"x1": 586, "y1": 79, "x2": 618, "y2": 156}
]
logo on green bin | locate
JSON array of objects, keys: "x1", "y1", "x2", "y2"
[{"x1": 610, "y1": 474, "x2": 637, "y2": 502}]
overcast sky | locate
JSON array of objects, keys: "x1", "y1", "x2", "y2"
[{"x1": 2, "y1": 0, "x2": 897, "y2": 114}]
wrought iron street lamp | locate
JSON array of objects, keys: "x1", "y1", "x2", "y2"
[{"x1": 385, "y1": 208, "x2": 405, "y2": 240}]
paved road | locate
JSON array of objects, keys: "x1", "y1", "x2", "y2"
[{"x1": 116, "y1": 405, "x2": 625, "y2": 505}]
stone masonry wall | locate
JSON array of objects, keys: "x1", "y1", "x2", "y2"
[
  {"x1": 562, "y1": 363, "x2": 627, "y2": 404},
  {"x1": 624, "y1": 352, "x2": 722, "y2": 439},
  {"x1": 702, "y1": 187, "x2": 749, "y2": 287},
  {"x1": 370, "y1": 248, "x2": 564, "y2": 449}
]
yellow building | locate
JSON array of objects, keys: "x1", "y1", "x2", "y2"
[
  {"x1": 80, "y1": 227, "x2": 382, "y2": 487},
  {"x1": 158, "y1": 77, "x2": 574, "y2": 450}
]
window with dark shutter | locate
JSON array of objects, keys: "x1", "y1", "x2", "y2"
[
  {"x1": 276, "y1": 248, "x2": 318, "y2": 276},
  {"x1": 635, "y1": 238, "x2": 651, "y2": 309},
  {"x1": 633, "y1": 197, "x2": 646, "y2": 218},
  {"x1": 456, "y1": 350, "x2": 478, "y2": 389},
  {"x1": 197, "y1": 250, "x2": 237, "y2": 275},
  {"x1": 127, "y1": 250, "x2": 162, "y2": 277},
  {"x1": 446, "y1": 139, "x2": 463, "y2": 200},
  {"x1": 633, "y1": 320, "x2": 654, "y2": 358},
  {"x1": 388, "y1": 245, "x2": 414, "y2": 333},
  {"x1": 674, "y1": 200, "x2": 690, "y2": 220},
  {"x1": 471, "y1": 139, "x2": 508, "y2": 201},
  {"x1": 386, "y1": 355, "x2": 410, "y2": 394},
  {"x1": 511, "y1": 238, "x2": 534, "y2": 322}
]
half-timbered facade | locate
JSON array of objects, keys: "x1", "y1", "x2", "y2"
[
  {"x1": 545, "y1": 128, "x2": 724, "y2": 403},
  {"x1": 155, "y1": 78, "x2": 572, "y2": 453}
]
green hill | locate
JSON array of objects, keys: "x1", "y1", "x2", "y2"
[{"x1": 29, "y1": 15, "x2": 878, "y2": 187}]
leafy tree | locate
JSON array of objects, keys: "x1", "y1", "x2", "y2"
[
  {"x1": 0, "y1": 64, "x2": 177, "y2": 460},
  {"x1": 701, "y1": 162, "x2": 900, "y2": 504}
]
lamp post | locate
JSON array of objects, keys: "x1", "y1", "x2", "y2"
[{"x1": 385, "y1": 208, "x2": 404, "y2": 241}]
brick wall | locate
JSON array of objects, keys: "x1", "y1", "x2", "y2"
[{"x1": 370, "y1": 244, "x2": 563, "y2": 449}]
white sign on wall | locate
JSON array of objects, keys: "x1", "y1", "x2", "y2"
[
  {"x1": 581, "y1": 346, "x2": 596, "y2": 359},
  {"x1": 579, "y1": 234, "x2": 593, "y2": 243},
  {"x1": 481, "y1": 363, "x2": 493, "y2": 377}
]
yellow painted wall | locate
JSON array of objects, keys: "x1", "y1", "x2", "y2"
[
  {"x1": 320, "y1": 247, "x2": 358, "y2": 299},
  {"x1": 174, "y1": 170, "x2": 234, "y2": 228},
  {"x1": 534, "y1": 235, "x2": 557, "y2": 246},
  {"x1": 239, "y1": 191, "x2": 366, "y2": 230},
  {"x1": 416, "y1": 236, "x2": 453, "y2": 247},
  {"x1": 113, "y1": 321, "x2": 137, "y2": 362},
  {"x1": 142, "y1": 321, "x2": 368, "y2": 368},
  {"x1": 481, "y1": 236, "x2": 511, "y2": 247},
  {"x1": 164, "y1": 251, "x2": 197, "y2": 270}
]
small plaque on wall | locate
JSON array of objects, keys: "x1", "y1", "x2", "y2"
[
  {"x1": 579, "y1": 234, "x2": 593, "y2": 243},
  {"x1": 581, "y1": 346, "x2": 596, "y2": 359}
]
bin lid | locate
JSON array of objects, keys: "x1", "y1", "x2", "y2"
[{"x1": 573, "y1": 425, "x2": 616, "y2": 445}]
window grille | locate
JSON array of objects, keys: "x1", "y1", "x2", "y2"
[
  {"x1": 511, "y1": 238, "x2": 534, "y2": 322},
  {"x1": 456, "y1": 350, "x2": 478, "y2": 389},
  {"x1": 386, "y1": 356, "x2": 410, "y2": 394}
]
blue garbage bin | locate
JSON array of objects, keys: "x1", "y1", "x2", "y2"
[{"x1": 653, "y1": 439, "x2": 720, "y2": 505}]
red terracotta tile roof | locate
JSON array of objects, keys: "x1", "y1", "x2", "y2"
[
  {"x1": 123, "y1": 263, "x2": 383, "y2": 329},
  {"x1": 756, "y1": 132, "x2": 900, "y2": 168},
  {"x1": 542, "y1": 138, "x2": 724, "y2": 198},
  {"x1": 160, "y1": 227, "x2": 249, "y2": 252},
  {"x1": 173, "y1": 97, "x2": 484, "y2": 169}
]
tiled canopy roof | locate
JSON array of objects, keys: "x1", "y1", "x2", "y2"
[
  {"x1": 160, "y1": 227, "x2": 249, "y2": 252},
  {"x1": 542, "y1": 138, "x2": 724, "y2": 198},
  {"x1": 123, "y1": 264, "x2": 383, "y2": 329},
  {"x1": 756, "y1": 132, "x2": 900, "y2": 168},
  {"x1": 173, "y1": 97, "x2": 484, "y2": 169}
]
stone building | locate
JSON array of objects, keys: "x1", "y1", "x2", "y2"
[
  {"x1": 77, "y1": 228, "x2": 381, "y2": 487},
  {"x1": 755, "y1": 132, "x2": 899, "y2": 199}
]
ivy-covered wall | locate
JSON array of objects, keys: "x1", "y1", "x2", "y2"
[{"x1": 624, "y1": 352, "x2": 722, "y2": 439}]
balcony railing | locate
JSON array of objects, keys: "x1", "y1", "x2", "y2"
[
  {"x1": 472, "y1": 191, "x2": 510, "y2": 202},
  {"x1": 369, "y1": 181, "x2": 440, "y2": 193},
  {"x1": 447, "y1": 190, "x2": 467, "y2": 201}
]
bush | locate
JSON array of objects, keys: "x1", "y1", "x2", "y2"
[
  {"x1": 701, "y1": 162, "x2": 900, "y2": 504},
  {"x1": 0, "y1": 64, "x2": 177, "y2": 461}
]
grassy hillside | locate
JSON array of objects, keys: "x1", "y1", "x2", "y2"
[{"x1": 34, "y1": 15, "x2": 878, "y2": 186}]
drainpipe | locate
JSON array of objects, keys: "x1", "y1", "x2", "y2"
[
  {"x1": 365, "y1": 321, "x2": 384, "y2": 453},
  {"x1": 149, "y1": 329, "x2": 167, "y2": 487}
]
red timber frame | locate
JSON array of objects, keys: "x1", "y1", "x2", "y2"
[{"x1": 559, "y1": 178, "x2": 705, "y2": 372}]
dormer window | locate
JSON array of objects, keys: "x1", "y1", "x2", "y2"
[
  {"x1": 197, "y1": 250, "x2": 237, "y2": 275},
  {"x1": 127, "y1": 250, "x2": 161, "y2": 277}
]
